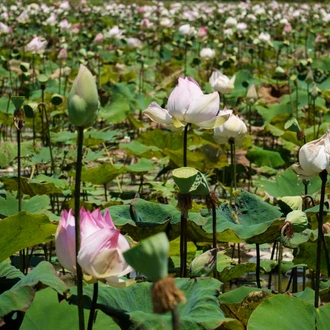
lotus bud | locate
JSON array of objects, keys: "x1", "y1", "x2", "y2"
[
  {"x1": 190, "y1": 248, "x2": 217, "y2": 277},
  {"x1": 68, "y1": 64, "x2": 99, "y2": 127},
  {"x1": 310, "y1": 83, "x2": 321, "y2": 99},
  {"x1": 246, "y1": 84, "x2": 258, "y2": 105},
  {"x1": 305, "y1": 69, "x2": 314, "y2": 85}
]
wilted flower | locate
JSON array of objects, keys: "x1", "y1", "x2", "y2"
[
  {"x1": 200, "y1": 48, "x2": 215, "y2": 60},
  {"x1": 144, "y1": 76, "x2": 231, "y2": 129},
  {"x1": 214, "y1": 114, "x2": 247, "y2": 144},
  {"x1": 26, "y1": 36, "x2": 48, "y2": 54},
  {"x1": 68, "y1": 64, "x2": 99, "y2": 127},
  {"x1": 292, "y1": 131, "x2": 330, "y2": 179},
  {"x1": 209, "y1": 71, "x2": 236, "y2": 94}
]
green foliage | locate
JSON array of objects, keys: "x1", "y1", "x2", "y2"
[
  {"x1": 0, "y1": 212, "x2": 56, "y2": 262},
  {"x1": 70, "y1": 278, "x2": 243, "y2": 330}
]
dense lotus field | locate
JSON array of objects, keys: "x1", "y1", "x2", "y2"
[{"x1": 2, "y1": 0, "x2": 330, "y2": 329}]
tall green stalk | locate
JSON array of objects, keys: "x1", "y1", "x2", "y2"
[
  {"x1": 74, "y1": 126, "x2": 85, "y2": 330},
  {"x1": 315, "y1": 170, "x2": 327, "y2": 308},
  {"x1": 180, "y1": 124, "x2": 189, "y2": 277}
]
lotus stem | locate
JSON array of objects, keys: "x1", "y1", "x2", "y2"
[
  {"x1": 315, "y1": 170, "x2": 327, "y2": 308},
  {"x1": 171, "y1": 305, "x2": 180, "y2": 330},
  {"x1": 179, "y1": 124, "x2": 190, "y2": 277},
  {"x1": 268, "y1": 241, "x2": 277, "y2": 290},
  {"x1": 180, "y1": 212, "x2": 188, "y2": 278},
  {"x1": 183, "y1": 124, "x2": 189, "y2": 167},
  {"x1": 229, "y1": 138, "x2": 236, "y2": 204},
  {"x1": 75, "y1": 126, "x2": 85, "y2": 330},
  {"x1": 256, "y1": 243, "x2": 261, "y2": 289},
  {"x1": 87, "y1": 282, "x2": 98, "y2": 330}
]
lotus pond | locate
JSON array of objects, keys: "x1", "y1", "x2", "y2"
[{"x1": 1, "y1": 1, "x2": 330, "y2": 329}]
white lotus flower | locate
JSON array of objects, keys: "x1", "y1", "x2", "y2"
[{"x1": 292, "y1": 131, "x2": 330, "y2": 179}]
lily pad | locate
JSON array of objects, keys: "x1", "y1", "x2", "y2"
[
  {"x1": 247, "y1": 294, "x2": 315, "y2": 330},
  {"x1": 203, "y1": 190, "x2": 283, "y2": 244},
  {"x1": 70, "y1": 278, "x2": 243, "y2": 330}
]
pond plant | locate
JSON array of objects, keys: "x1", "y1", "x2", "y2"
[{"x1": 1, "y1": 1, "x2": 330, "y2": 329}]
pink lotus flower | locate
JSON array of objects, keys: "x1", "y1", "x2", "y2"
[
  {"x1": 144, "y1": 76, "x2": 231, "y2": 129},
  {"x1": 55, "y1": 208, "x2": 132, "y2": 282},
  {"x1": 55, "y1": 209, "x2": 76, "y2": 273},
  {"x1": 26, "y1": 36, "x2": 47, "y2": 54}
]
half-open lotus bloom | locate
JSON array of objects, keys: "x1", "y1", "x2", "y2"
[
  {"x1": 214, "y1": 114, "x2": 247, "y2": 144},
  {"x1": 78, "y1": 208, "x2": 132, "y2": 281},
  {"x1": 144, "y1": 76, "x2": 231, "y2": 129},
  {"x1": 55, "y1": 208, "x2": 132, "y2": 281},
  {"x1": 292, "y1": 131, "x2": 330, "y2": 179},
  {"x1": 209, "y1": 71, "x2": 236, "y2": 95}
]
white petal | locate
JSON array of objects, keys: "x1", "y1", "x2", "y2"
[
  {"x1": 185, "y1": 92, "x2": 219, "y2": 125},
  {"x1": 143, "y1": 102, "x2": 173, "y2": 126}
]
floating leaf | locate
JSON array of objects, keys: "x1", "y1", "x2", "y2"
[{"x1": 203, "y1": 190, "x2": 283, "y2": 244}]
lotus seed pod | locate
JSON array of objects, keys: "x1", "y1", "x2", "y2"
[
  {"x1": 286, "y1": 210, "x2": 308, "y2": 233},
  {"x1": 172, "y1": 167, "x2": 210, "y2": 196}
]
